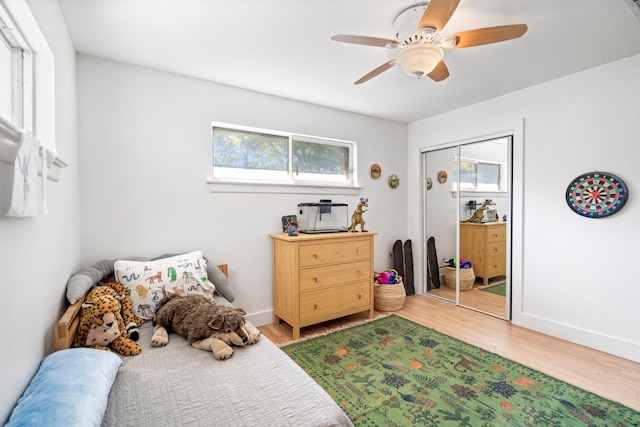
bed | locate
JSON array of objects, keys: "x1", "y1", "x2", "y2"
[{"x1": 7, "y1": 258, "x2": 354, "y2": 427}]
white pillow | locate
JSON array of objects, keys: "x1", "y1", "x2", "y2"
[{"x1": 114, "y1": 251, "x2": 215, "y2": 319}]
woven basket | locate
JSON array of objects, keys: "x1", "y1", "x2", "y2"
[
  {"x1": 374, "y1": 280, "x2": 406, "y2": 311},
  {"x1": 444, "y1": 267, "x2": 475, "y2": 291}
]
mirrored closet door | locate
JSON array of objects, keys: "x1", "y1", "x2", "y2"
[
  {"x1": 424, "y1": 146, "x2": 457, "y2": 303},
  {"x1": 423, "y1": 136, "x2": 511, "y2": 319}
]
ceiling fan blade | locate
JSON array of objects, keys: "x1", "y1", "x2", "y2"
[
  {"x1": 428, "y1": 60, "x2": 449, "y2": 82},
  {"x1": 331, "y1": 34, "x2": 401, "y2": 49},
  {"x1": 441, "y1": 24, "x2": 528, "y2": 49},
  {"x1": 354, "y1": 60, "x2": 397, "y2": 85},
  {"x1": 419, "y1": 0, "x2": 461, "y2": 34}
]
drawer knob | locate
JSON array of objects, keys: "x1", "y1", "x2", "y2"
[
  {"x1": 313, "y1": 277, "x2": 318, "y2": 283},
  {"x1": 313, "y1": 304, "x2": 318, "y2": 310},
  {"x1": 357, "y1": 294, "x2": 362, "y2": 299},
  {"x1": 313, "y1": 254, "x2": 318, "y2": 259}
]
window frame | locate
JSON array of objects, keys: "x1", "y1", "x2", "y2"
[
  {"x1": 290, "y1": 134, "x2": 354, "y2": 185},
  {"x1": 209, "y1": 122, "x2": 360, "y2": 195},
  {"x1": 0, "y1": 0, "x2": 66, "y2": 180},
  {"x1": 0, "y1": 15, "x2": 27, "y2": 128},
  {"x1": 457, "y1": 157, "x2": 505, "y2": 192},
  {"x1": 0, "y1": 1, "x2": 31, "y2": 137}
]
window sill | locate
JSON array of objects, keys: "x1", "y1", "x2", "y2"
[
  {"x1": 47, "y1": 155, "x2": 69, "y2": 182},
  {"x1": 207, "y1": 180, "x2": 362, "y2": 195},
  {"x1": 0, "y1": 119, "x2": 68, "y2": 182},
  {"x1": 451, "y1": 190, "x2": 507, "y2": 198}
]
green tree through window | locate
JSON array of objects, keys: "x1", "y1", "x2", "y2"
[
  {"x1": 212, "y1": 123, "x2": 355, "y2": 185},
  {"x1": 213, "y1": 128, "x2": 287, "y2": 171},
  {"x1": 293, "y1": 139, "x2": 348, "y2": 176}
]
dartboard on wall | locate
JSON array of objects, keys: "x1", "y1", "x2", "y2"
[{"x1": 565, "y1": 171, "x2": 628, "y2": 218}]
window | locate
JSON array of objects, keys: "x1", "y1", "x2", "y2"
[
  {"x1": 0, "y1": 0, "x2": 63, "y2": 180},
  {"x1": 0, "y1": 22, "x2": 18, "y2": 124},
  {"x1": 212, "y1": 123, "x2": 356, "y2": 188},
  {"x1": 292, "y1": 136, "x2": 351, "y2": 183},
  {"x1": 0, "y1": 2, "x2": 32, "y2": 133},
  {"x1": 458, "y1": 159, "x2": 503, "y2": 191}
]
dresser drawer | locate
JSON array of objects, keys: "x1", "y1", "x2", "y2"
[
  {"x1": 300, "y1": 281, "x2": 371, "y2": 324},
  {"x1": 487, "y1": 226, "x2": 506, "y2": 243},
  {"x1": 299, "y1": 240, "x2": 371, "y2": 267},
  {"x1": 300, "y1": 260, "x2": 371, "y2": 292},
  {"x1": 486, "y1": 256, "x2": 506, "y2": 275},
  {"x1": 486, "y1": 242, "x2": 506, "y2": 258}
]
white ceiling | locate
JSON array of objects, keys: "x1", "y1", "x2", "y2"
[{"x1": 57, "y1": 0, "x2": 640, "y2": 123}]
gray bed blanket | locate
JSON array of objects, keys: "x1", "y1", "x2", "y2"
[{"x1": 101, "y1": 300, "x2": 353, "y2": 427}]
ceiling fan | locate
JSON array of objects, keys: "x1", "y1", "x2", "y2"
[{"x1": 331, "y1": 0, "x2": 527, "y2": 84}]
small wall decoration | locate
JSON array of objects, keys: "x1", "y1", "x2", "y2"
[
  {"x1": 369, "y1": 163, "x2": 381, "y2": 179},
  {"x1": 437, "y1": 171, "x2": 448, "y2": 184},
  {"x1": 426, "y1": 177, "x2": 433, "y2": 190},
  {"x1": 388, "y1": 174, "x2": 400, "y2": 189},
  {"x1": 565, "y1": 171, "x2": 628, "y2": 218}
]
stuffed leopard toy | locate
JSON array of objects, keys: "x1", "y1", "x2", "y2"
[
  {"x1": 98, "y1": 278, "x2": 144, "y2": 340},
  {"x1": 73, "y1": 285, "x2": 142, "y2": 356}
]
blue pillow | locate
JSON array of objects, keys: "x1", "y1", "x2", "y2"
[{"x1": 6, "y1": 348, "x2": 122, "y2": 427}]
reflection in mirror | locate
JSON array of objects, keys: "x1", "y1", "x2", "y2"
[
  {"x1": 424, "y1": 147, "x2": 458, "y2": 302},
  {"x1": 423, "y1": 137, "x2": 510, "y2": 319},
  {"x1": 457, "y1": 139, "x2": 508, "y2": 318}
]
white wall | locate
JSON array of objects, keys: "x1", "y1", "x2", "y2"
[
  {"x1": 408, "y1": 54, "x2": 640, "y2": 363},
  {"x1": 0, "y1": 0, "x2": 79, "y2": 423},
  {"x1": 76, "y1": 56, "x2": 408, "y2": 326},
  {"x1": 3, "y1": 7, "x2": 636, "y2": 423}
]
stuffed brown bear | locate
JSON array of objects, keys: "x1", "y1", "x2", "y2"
[{"x1": 151, "y1": 294, "x2": 259, "y2": 360}]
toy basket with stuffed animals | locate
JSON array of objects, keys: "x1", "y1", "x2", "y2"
[
  {"x1": 374, "y1": 279, "x2": 406, "y2": 311},
  {"x1": 444, "y1": 267, "x2": 475, "y2": 290}
]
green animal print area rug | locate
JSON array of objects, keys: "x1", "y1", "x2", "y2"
[
  {"x1": 281, "y1": 315, "x2": 639, "y2": 426},
  {"x1": 478, "y1": 282, "x2": 506, "y2": 296}
]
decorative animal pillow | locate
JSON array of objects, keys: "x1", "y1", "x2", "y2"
[
  {"x1": 73, "y1": 286, "x2": 142, "y2": 356},
  {"x1": 151, "y1": 253, "x2": 235, "y2": 302},
  {"x1": 114, "y1": 251, "x2": 215, "y2": 320}
]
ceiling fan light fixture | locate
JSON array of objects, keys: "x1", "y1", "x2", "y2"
[
  {"x1": 397, "y1": 42, "x2": 444, "y2": 78},
  {"x1": 439, "y1": 35, "x2": 458, "y2": 49},
  {"x1": 394, "y1": 2, "x2": 430, "y2": 45},
  {"x1": 332, "y1": 1, "x2": 527, "y2": 84}
]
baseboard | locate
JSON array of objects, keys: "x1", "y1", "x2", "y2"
[
  {"x1": 246, "y1": 309, "x2": 273, "y2": 328},
  {"x1": 521, "y1": 313, "x2": 640, "y2": 364}
]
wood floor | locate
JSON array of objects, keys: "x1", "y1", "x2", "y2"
[
  {"x1": 258, "y1": 294, "x2": 640, "y2": 412},
  {"x1": 427, "y1": 275, "x2": 507, "y2": 317}
]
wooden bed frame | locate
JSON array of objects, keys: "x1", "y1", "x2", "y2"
[{"x1": 55, "y1": 264, "x2": 228, "y2": 352}]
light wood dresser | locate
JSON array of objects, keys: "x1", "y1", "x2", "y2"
[
  {"x1": 269, "y1": 232, "x2": 376, "y2": 340},
  {"x1": 459, "y1": 222, "x2": 506, "y2": 286}
]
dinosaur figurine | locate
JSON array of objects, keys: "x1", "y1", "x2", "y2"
[
  {"x1": 348, "y1": 197, "x2": 368, "y2": 232},
  {"x1": 461, "y1": 199, "x2": 492, "y2": 223}
]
